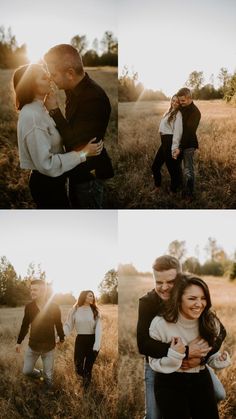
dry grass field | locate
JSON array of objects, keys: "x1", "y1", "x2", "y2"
[
  {"x1": 118, "y1": 274, "x2": 236, "y2": 419},
  {"x1": 0, "y1": 304, "x2": 117, "y2": 419},
  {"x1": 0, "y1": 67, "x2": 118, "y2": 209},
  {"x1": 118, "y1": 100, "x2": 236, "y2": 208}
]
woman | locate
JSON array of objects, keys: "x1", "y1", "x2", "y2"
[
  {"x1": 149, "y1": 275, "x2": 230, "y2": 419},
  {"x1": 151, "y1": 95, "x2": 182, "y2": 193},
  {"x1": 64, "y1": 290, "x2": 102, "y2": 389},
  {"x1": 13, "y1": 64, "x2": 103, "y2": 209}
]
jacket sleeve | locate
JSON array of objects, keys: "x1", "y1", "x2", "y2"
[
  {"x1": 137, "y1": 298, "x2": 170, "y2": 358},
  {"x1": 24, "y1": 127, "x2": 86, "y2": 177},
  {"x1": 54, "y1": 305, "x2": 65, "y2": 341},
  {"x1": 181, "y1": 108, "x2": 201, "y2": 144},
  {"x1": 17, "y1": 306, "x2": 30, "y2": 344},
  {"x1": 51, "y1": 96, "x2": 111, "y2": 150}
]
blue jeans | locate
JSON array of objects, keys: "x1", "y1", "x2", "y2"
[
  {"x1": 144, "y1": 361, "x2": 162, "y2": 419},
  {"x1": 23, "y1": 346, "x2": 54, "y2": 384},
  {"x1": 69, "y1": 179, "x2": 104, "y2": 209},
  {"x1": 183, "y1": 148, "x2": 195, "y2": 196}
]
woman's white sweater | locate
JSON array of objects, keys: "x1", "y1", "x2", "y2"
[
  {"x1": 159, "y1": 110, "x2": 183, "y2": 153},
  {"x1": 63, "y1": 306, "x2": 102, "y2": 351},
  {"x1": 149, "y1": 313, "x2": 230, "y2": 374},
  {"x1": 17, "y1": 100, "x2": 86, "y2": 177}
]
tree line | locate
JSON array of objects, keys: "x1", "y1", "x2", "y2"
[
  {"x1": 119, "y1": 66, "x2": 236, "y2": 103},
  {"x1": 0, "y1": 256, "x2": 117, "y2": 307},
  {"x1": 119, "y1": 237, "x2": 236, "y2": 279},
  {"x1": 0, "y1": 26, "x2": 117, "y2": 69}
]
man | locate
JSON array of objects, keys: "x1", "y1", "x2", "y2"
[
  {"x1": 176, "y1": 87, "x2": 201, "y2": 199},
  {"x1": 44, "y1": 44, "x2": 114, "y2": 209},
  {"x1": 16, "y1": 280, "x2": 65, "y2": 388},
  {"x1": 137, "y1": 255, "x2": 225, "y2": 419}
]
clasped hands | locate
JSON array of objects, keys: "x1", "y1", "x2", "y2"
[{"x1": 170, "y1": 336, "x2": 212, "y2": 369}]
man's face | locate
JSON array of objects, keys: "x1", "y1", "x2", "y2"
[
  {"x1": 154, "y1": 268, "x2": 177, "y2": 300},
  {"x1": 178, "y1": 95, "x2": 192, "y2": 107},
  {"x1": 46, "y1": 62, "x2": 70, "y2": 90},
  {"x1": 31, "y1": 284, "x2": 45, "y2": 300}
]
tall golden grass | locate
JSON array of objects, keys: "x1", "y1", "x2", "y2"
[
  {"x1": 0, "y1": 304, "x2": 117, "y2": 419},
  {"x1": 0, "y1": 67, "x2": 118, "y2": 209},
  {"x1": 118, "y1": 100, "x2": 236, "y2": 208},
  {"x1": 118, "y1": 275, "x2": 236, "y2": 419}
]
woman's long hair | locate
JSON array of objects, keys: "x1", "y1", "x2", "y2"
[
  {"x1": 13, "y1": 64, "x2": 41, "y2": 110},
  {"x1": 73, "y1": 290, "x2": 99, "y2": 319},
  {"x1": 165, "y1": 95, "x2": 180, "y2": 124},
  {"x1": 164, "y1": 274, "x2": 220, "y2": 346}
]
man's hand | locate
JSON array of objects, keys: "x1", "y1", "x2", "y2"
[
  {"x1": 16, "y1": 343, "x2": 21, "y2": 353},
  {"x1": 44, "y1": 89, "x2": 59, "y2": 111},
  {"x1": 181, "y1": 357, "x2": 201, "y2": 370},
  {"x1": 188, "y1": 337, "x2": 212, "y2": 358},
  {"x1": 170, "y1": 336, "x2": 185, "y2": 354}
]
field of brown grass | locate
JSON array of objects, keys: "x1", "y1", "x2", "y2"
[
  {"x1": 118, "y1": 274, "x2": 236, "y2": 419},
  {"x1": 0, "y1": 304, "x2": 117, "y2": 419},
  {"x1": 118, "y1": 100, "x2": 236, "y2": 208},
  {"x1": 0, "y1": 67, "x2": 118, "y2": 209}
]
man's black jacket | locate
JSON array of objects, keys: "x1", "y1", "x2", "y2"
[
  {"x1": 51, "y1": 72, "x2": 114, "y2": 182},
  {"x1": 137, "y1": 289, "x2": 226, "y2": 361},
  {"x1": 180, "y1": 102, "x2": 201, "y2": 149}
]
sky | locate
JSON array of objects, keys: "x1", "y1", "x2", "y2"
[
  {"x1": 119, "y1": 210, "x2": 236, "y2": 272},
  {"x1": 119, "y1": 0, "x2": 236, "y2": 96},
  {"x1": 0, "y1": 211, "x2": 118, "y2": 297},
  {"x1": 0, "y1": 0, "x2": 117, "y2": 62}
]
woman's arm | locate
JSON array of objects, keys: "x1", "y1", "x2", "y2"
[
  {"x1": 63, "y1": 308, "x2": 75, "y2": 337},
  {"x1": 24, "y1": 127, "x2": 87, "y2": 177},
  {"x1": 171, "y1": 111, "x2": 183, "y2": 153},
  {"x1": 207, "y1": 351, "x2": 231, "y2": 369},
  {"x1": 93, "y1": 315, "x2": 102, "y2": 351}
]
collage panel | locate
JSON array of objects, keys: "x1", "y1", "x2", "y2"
[
  {"x1": 0, "y1": 210, "x2": 118, "y2": 418},
  {"x1": 119, "y1": 0, "x2": 236, "y2": 209},
  {"x1": 118, "y1": 210, "x2": 235, "y2": 419},
  {"x1": 0, "y1": 0, "x2": 117, "y2": 210}
]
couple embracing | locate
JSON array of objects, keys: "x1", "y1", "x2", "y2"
[
  {"x1": 13, "y1": 44, "x2": 114, "y2": 209},
  {"x1": 16, "y1": 280, "x2": 102, "y2": 391},
  {"x1": 137, "y1": 255, "x2": 230, "y2": 419},
  {"x1": 152, "y1": 88, "x2": 201, "y2": 200}
]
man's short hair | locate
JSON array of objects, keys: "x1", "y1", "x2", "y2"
[
  {"x1": 152, "y1": 255, "x2": 181, "y2": 272},
  {"x1": 44, "y1": 44, "x2": 84, "y2": 75},
  {"x1": 177, "y1": 87, "x2": 192, "y2": 97},
  {"x1": 30, "y1": 279, "x2": 46, "y2": 287}
]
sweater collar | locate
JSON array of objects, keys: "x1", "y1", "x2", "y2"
[{"x1": 178, "y1": 311, "x2": 199, "y2": 328}]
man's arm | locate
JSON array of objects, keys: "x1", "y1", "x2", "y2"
[
  {"x1": 203, "y1": 321, "x2": 226, "y2": 363},
  {"x1": 137, "y1": 298, "x2": 169, "y2": 358},
  {"x1": 17, "y1": 306, "x2": 30, "y2": 345},
  {"x1": 185, "y1": 108, "x2": 201, "y2": 136},
  {"x1": 54, "y1": 305, "x2": 65, "y2": 342}
]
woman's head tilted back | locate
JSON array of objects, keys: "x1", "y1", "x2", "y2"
[
  {"x1": 74, "y1": 290, "x2": 99, "y2": 319},
  {"x1": 165, "y1": 274, "x2": 220, "y2": 346},
  {"x1": 13, "y1": 64, "x2": 50, "y2": 110}
]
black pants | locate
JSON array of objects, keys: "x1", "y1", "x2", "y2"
[
  {"x1": 69, "y1": 178, "x2": 104, "y2": 209},
  {"x1": 155, "y1": 369, "x2": 219, "y2": 419},
  {"x1": 74, "y1": 334, "x2": 98, "y2": 385},
  {"x1": 152, "y1": 135, "x2": 182, "y2": 192},
  {"x1": 29, "y1": 171, "x2": 70, "y2": 209}
]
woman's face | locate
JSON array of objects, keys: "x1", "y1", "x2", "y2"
[
  {"x1": 34, "y1": 66, "x2": 50, "y2": 97},
  {"x1": 171, "y1": 96, "x2": 179, "y2": 110},
  {"x1": 180, "y1": 284, "x2": 207, "y2": 320},
  {"x1": 85, "y1": 291, "x2": 94, "y2": 305}
]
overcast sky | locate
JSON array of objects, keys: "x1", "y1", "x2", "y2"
[
  {"x1": 119, "y1": 0, "x2": 236, "y2": 96},
  {"x1": 0, "y1": 0, "x2": 117, "y2": 62},
  {"x1": 119, "y1": 210, "x2": 236, "y2": 271},
  {"x1": 0, "y1": 211, "x2": 118, "y2": 296}
]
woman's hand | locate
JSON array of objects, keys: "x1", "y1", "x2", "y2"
[
  {"x1": 172, "y1": 148, "x2": 180, "y2": 160},
  {"x1": 170, "y1": 336, "x2": 185, "y2": 354},
  {"x1": 81, "y1": 138, "x2": 103, "y2": 157},
  {"x1": 218, "y1": 351, "x2": 228, "y2": 361}
]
